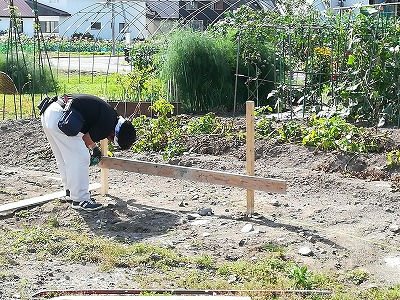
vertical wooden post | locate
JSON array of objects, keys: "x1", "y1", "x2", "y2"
[
  {"x1": 100, "y1": 139, "x2": 109, "y2": 195},
  {"x1": 246, "y1": 101, "x2": 255, "y2": 215}
]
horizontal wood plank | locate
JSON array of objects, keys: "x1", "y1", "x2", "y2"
[
  {"x1": 0, "y1": 183, "x2": 102, "y2": 213},
  {"x1": 99, "y1": 157, "x2": 286, "y2": 194}
]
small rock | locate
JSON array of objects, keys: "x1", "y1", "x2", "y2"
[
  {"x1": 298, "y1": 246, "x2": 313, "y2": 256},
  {"x1": 187, "y1": 213, "x2": 199, "y2": 220},
  {"x1": 228, "y1": 274, "x2": 237, "y2": 283},
  {"x1": 238, "y1": 239, "x2": 245, "y2": 246},
  {"x1": 389, "y1": 224, "x2": 400, "y2": 233},
  {"x1": 270, "y1": 200, "x2": 280, "y2": 207},
  {"x1": 179, "y1": 201, "x2": 188, "y2": 207},
  {"x1": 240, "y1": 223, "x2": 253, "y2": 233},
  {"x1": 384, "y1": 256, "x2": 400, "y2": 267},
  {"x1": 198, "y1": 207, "x2": 213, "y2": 216},
  {"x1": 202, "y1": 232, "x2": 210, "y2": 237}
]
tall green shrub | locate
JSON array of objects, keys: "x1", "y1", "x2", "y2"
[
  {"x1": 0, "y1": 54, "x2": 57, "y2": 94},
  {"x1": 160, "y1": 29, "x2": 234, "y2": 113}
]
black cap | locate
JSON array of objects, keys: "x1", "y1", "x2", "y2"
[{"x1": 117, "y1": 120, "x2": 136, "y2": 150}]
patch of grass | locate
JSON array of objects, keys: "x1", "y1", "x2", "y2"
[
  {"x1": 1, "y1": 222, "x2": 400, "y2": 299},
  {"x1": 193, "y1": 254, "x2": 215, "y2": 269},
  {"x1": 46, "y1": 214, "x2": 60, "y2": 228},
  {"x1": 0, "y1": 73, "x2": 124, "y2": 120},
  {"x1": 14, "y1": 210, "x2": 33, "y2": 219},
  {"x1": 346, "y1": 269, "x2": 369, "y2": 285},
  {"x1": 288, "y1": 264, "x2": 313, "y2": 289},
  {"x1": 387, "y1": 150, "x2": 400, "y2": 169},
  {"x1": 55, "y1": 72, "x2": 123, "y2": 100},
  {"x1": 259, "y1": 242, "x2": 285, "y2": 255},
  {"x1": 1, "y1": 94, "x2": 39, "y2": 119}
]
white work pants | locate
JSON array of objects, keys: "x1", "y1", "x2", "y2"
[{"x1": 41, "y1": 102, "x2": 91, "y2": 202}]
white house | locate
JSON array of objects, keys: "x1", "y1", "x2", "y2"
[
  {"x1": 0, "y1": 0, "x2": 147, "y2": 40},
  {"x1": 32, "y1": 0, "x2": 147, "y2": 40},
  {"x1": 0, "y1": 0, "x2": 35, "y2": 36}
]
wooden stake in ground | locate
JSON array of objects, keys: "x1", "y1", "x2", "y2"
[
  {"x1": 246, "y1": 101, "x2": 255, "y2": 215},
  {"x1": 100, "y1": 139, "x2": 109, "y2": 195}
]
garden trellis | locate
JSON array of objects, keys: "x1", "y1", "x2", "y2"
[
  {"x1": 0, "y1": 0, "x2": 399, "y2": 126},
  {"x1": 228, "y1": 2, "x2": 400, "y2": 126},
  {"x1": 1, "y1": 0, "x2": 57, "y2": 120}
]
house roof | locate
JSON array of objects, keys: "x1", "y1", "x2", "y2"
[
  {"x1": 25, "y1": 0, "x2": 70, "y2": 16},
  {"x1": 146, "y1": 1, "x2": 179, "y2": 19},
  {"x1": 146, "y1": 0, "x2": 272, "y2": 19},
  {"x1": 0, "y1": 0, "x2": 35, "y2": 17}
]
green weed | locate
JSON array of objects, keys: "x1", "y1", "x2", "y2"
[
  {"x1": 387, "y1": 150, "x2": 400, "y2": 169},
  {"x1": 46, "y1": 214, "x2": 60, "y2": 228},
  {"x1": 288, "y1": 264, "x2": 313, "y2": 289},
  {"x1": 186, "y1": 113, "x2": 222, "y2": 134},
  {"x1": 259, "y1": 242, "x2": 285, "y2": 255},
  {"x1": 346, "y1": 269, "x2": 369, "y2": 285}
]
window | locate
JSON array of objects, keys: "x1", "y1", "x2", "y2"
[
  {"x1": 40, "y1": 21, "x2": 59, "y2": 33},
  {"x1": 119, "y1": 23, "x2": 126, "y2": 33},
  {"x1": 190, "y1": 20, "x2": 203, "y2": 31},
  {"x1": 214, "y1": 0, "x2": 224, "y2": 11},
  {"x1": 186, "y1": 1, "x2": 198, "y2": 10},
  {"x1": 91, "y1": 22, "x2": 101, "y2": 30}
]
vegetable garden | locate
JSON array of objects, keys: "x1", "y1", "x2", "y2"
[
  {"x1": 2, "y1": 1, "x2": 399, "y2": 126},
  {"x1": 0, "y1": 1, "x2": 399, "y2": 164}
]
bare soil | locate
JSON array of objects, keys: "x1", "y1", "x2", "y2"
[{"x1": 0, "y1": 117, "x2": 399, "y2": 299}]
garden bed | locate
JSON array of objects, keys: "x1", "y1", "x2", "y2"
[{"x1": 0, "y1": 117, "x2": 399, "y2": 299}]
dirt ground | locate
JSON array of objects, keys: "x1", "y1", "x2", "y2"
[{"x1": 0, "y1": 117, "x2": 399, "y2": 299}]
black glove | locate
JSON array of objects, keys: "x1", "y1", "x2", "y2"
[{"x1": 89, "y1": 146, "x2": 102, "y2": 166}]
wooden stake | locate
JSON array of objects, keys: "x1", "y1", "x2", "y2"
[
  {"x1": 99, "y1": 157, "x2": 286, "y2": 193},
  {"x1": 100, "y1": 139, "x2": 109, "y2": 195},
  {"x1": 246, "y1": 101, "x2": 255, "y2": 215}
]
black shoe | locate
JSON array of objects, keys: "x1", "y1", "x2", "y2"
[{"x1": 72, "y1": 199, "x2": 103, "y2": 211}]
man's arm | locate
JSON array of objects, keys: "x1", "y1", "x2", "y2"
[{"x1": 82, "y1": 133, "x2": 96, "y2": 149}]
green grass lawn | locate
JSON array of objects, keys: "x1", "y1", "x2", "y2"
[
  {"x1": 0, "y1": 73, "x2": 126, "y2": 120},
  {"x1": 55, "y1": 72, "x2": 124, "y2": 100}
]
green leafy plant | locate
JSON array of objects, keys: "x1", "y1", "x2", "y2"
[
  {"x1": 289, "y1": 264, "x2": 313, "y2": 289},
  {"x1": 150, "y1": 98, "x2": 174, "y2": 117},
  {"x1": 186, "y1": 113, "x2": 222, "y2": 134},
  {"x1": 277, "y1": 120, "x2": 305, "y2": 143},
  {"x1": 387, "y1": 150, "x2": 400, "y2": 169},
  {"x1": 132, "y1": 99, "x2": 185, "y2": 159},
  {"x1": 303, "y1": 115, "x2": 380, "y2": 153}
]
